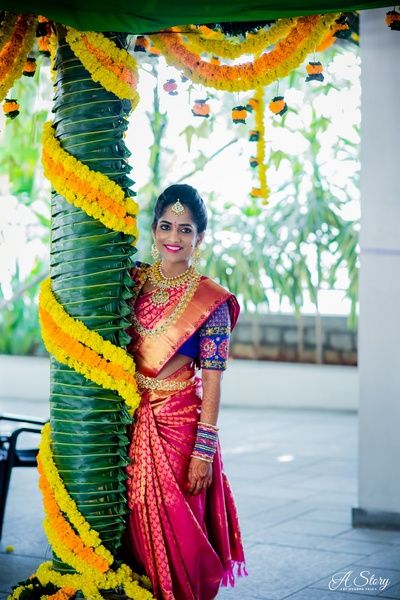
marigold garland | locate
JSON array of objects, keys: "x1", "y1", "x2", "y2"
[
  {"x1": 42, "y1": 121, "x2": 139, "y2": 239},
  {"x1": 37, "y1": 423, "x2": 114, "y2": 564},
  {"x1": 66, "y1": 27, "x2": 139, "y2": 104},
  {"x1": 177, "y1": 18, "x2": 297, "y2": 59},
  {"x1": 40, "y1": 278, "x2": 136, "y2": 374},
  {"x1": 9, "y1": 424, "x2": 155, "y2": 600},
  {"x1": 0, "y1": 14, "x2": 37, "y2": 102},
  {"x1": 34, "y1": 561, "x2": 154, "y2": 600},
  {"x1": 316, "y1": 21, "x2": 349, "y2": 51},
  {"x1": 44, "y1": 588, "x2": 76, "y2": 600},
  {"x1": 39, "y1": 299, "x2": 141, "y2": 415},
  {"x1": 0, "y1": 12, "x2": 18, "y2": 50},
  {"x1": 151, "y1": 14, "x2": 338, "y2": 92}
]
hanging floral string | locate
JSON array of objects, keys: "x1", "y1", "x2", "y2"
[
  {"x1": 151, "y1": 14, "x2": 338, "y2": 92},
  {"x1": 250, "y1": 86, "x2": 269, "y2": 203}
]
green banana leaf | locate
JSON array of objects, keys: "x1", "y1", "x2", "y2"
[{"x1": 49, "y1": 33, "x2": 137, "y2": 575}]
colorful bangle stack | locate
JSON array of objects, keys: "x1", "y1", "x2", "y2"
[{"x1": 191, "y1": 421, "x2": 219, "y2": 463}]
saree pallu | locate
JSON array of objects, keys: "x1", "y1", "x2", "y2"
[{"x1": 126, "y1": 362, "x2": 247, "y2": 600}]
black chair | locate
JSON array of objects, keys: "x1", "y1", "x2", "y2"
[{"x1": 0, "y1": 413, "x2": 47, "y2": 540}]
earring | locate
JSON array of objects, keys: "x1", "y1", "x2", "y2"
[
  {"x1": 151, "y1": 242, "x2": 160, "y2": 261},
  {"x1": 192, "y1": 246, "x2": 201, "y2": 269}
]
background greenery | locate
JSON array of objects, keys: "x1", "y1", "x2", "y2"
[{"x1": 0, "y1": 38, "x2": 360, "y2": 357}]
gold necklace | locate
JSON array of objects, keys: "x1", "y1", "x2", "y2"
[
  {"x1": 148, "y1": 262, "x2": 195, "y2": 289},
  {"x1": 132, "y1": 270, "x2": 201, "y2": 337},
  {"x1": 148, "y1": 261, "x2": 195, "y2": 306}
]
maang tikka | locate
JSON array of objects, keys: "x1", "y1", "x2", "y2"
[{"x1": 171, "y1": 198, "x2": 185, "y2": 215}]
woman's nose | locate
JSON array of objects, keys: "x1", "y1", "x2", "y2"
[{"x1": 168, "y1": 226, "x2": 181, "y2": 241}]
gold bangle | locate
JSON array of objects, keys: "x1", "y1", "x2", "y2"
[
  {"x1": 198, "y1": 420, "x2": 219, "y2": 431},
  {"x1": 190, "y1": 453, "x2": 214, "y2": 463}
]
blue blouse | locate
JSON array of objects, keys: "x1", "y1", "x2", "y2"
[{"x1": 177, "y1": 301, "x2": 231, "y2": 370}]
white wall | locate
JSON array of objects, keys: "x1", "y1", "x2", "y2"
[
  {"x1": 357, "y1": 9, "x2": 400, "y2": 516},
  {"x1": 0, "y1": 355, "x2": 49, "y2": 403},
  {"x1": 0, "y1": 355, "x2": 358, "y2": 411}
]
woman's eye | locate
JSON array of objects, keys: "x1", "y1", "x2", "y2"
[
  {"x1": 160, "y1": 224, "x2": 170, "y2": 230},
  {"x1": 181, "y1": 228, "x2": 192, "y2": 234}
]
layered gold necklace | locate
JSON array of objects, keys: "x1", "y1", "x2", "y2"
[
  {"x1": 131, "y1": 262, "x2": 201, "y2": 337},
  {"x1": 147, "y1": 261, "x2": 196, "y2": 306}
]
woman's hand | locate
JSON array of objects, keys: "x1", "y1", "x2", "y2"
[{"x1": 187, "y1": 456, "x2": 213, "y2": 495}]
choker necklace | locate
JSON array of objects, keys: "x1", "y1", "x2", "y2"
[{"x1": 148, "y1": 262, "x2": 196, "y2": 306}]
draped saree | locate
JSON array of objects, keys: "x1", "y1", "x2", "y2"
[{"x1": 126, "y1": 264, "x2": 247, "y2": 600}]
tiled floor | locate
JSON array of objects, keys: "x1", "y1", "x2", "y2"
[{"x1": 1, "y1": 400, "x2": 400, "y2": 599}]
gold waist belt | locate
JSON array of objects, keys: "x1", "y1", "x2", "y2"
[{"x1": 136, "y1": 372, "x2": 194, "y2": 392}]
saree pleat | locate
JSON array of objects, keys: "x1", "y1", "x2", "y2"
[{"x1": 126, "y1": 365, "x2": 246, "y2": 600}]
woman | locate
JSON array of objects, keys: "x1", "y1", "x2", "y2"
[{"x1": 126, "y1": 184, "x2": 247, "y2": 600}]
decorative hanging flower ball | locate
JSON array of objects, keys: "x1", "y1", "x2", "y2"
[
  {"x1": 163, "y1": 78, "x2": 178, "y2": 95},
  {"x1": 385, "y1": 9, "x2": 400, "y2": 30},
  {"x1": 232, "y1": 105, "x2": 248, "y2": 124},
  {"x1": 38, "y1": 35, "x2": 51, "y2": 56},
  {"x1": 36, "y1": 16, "x2": 51, "y2": 37},
  {"x1": 246, "y1": 97, "x2": 258, "y2": 112},
  {"x1": 23, "y1": 57, "x2": 37, "y2": 77},
  {"x1": 250, "y1": 187, "x2": 264, "y2": 198},
  {"x1": 148, "y1": 44, "x2": 161, "y2": 57},
  {"x1": 36, "y1": 16, "x2": 52, "y2": 56},
  {"x1": 248, "y1": 130, "x2": 259, "y2": 142},
  {"x1": 305, "y1": 61, "x2": 324, "y2": 82},
  {"x1": 3, "y1": 99, "x2": 20, "y2": 119},
  {"x1": 192, "y1": 98, "x2": 211, "y2": 118},
  {"x1": 249, "y1": 156, "x2": 259, "y2": 168},
  {"x1": 134, "y1": 35, "x2": 149, "y2": 52},
  {"x1": 269, "y1": 96, "x2": 288, "y2": 117}
]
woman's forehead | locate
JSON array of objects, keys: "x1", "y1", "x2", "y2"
[{"x1": 159, "y1": 205, "x2": 195, "y2": 225}]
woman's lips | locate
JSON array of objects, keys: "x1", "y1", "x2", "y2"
[{"x1": 164, "y1": 244, "x2": 182, "y2": 253}]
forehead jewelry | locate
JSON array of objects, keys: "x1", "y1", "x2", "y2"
[{"x1": 171, "y1": 198, "x2": 185, "y2": 215}]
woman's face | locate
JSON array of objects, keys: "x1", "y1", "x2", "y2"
[{"x1": 153, "y1": 204, "x2": 204, "y2": 266}]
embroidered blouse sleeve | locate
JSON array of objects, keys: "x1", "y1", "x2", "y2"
[{"x1": 199, "y1": 301, "x2": 231, "y2": 371}]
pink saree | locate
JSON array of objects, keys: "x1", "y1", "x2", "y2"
[{"x1": 126, "y1": 265, "x2": 247, "y2": 600}]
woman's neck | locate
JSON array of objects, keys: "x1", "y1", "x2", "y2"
[{"x1": 160, "y1": 260, "x2": 191, "y2": 278}]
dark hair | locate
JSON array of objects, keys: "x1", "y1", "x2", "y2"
[{"x1": 152, "y1": 184, "x2": 208, "y2": 234}]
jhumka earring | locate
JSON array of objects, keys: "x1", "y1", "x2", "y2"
[
  {"x1": 151, "y1": 242, "x2": 160, "y2": 261},
  {"x1": 192, "y1": 245, "x2": 201, "y2": 268}
]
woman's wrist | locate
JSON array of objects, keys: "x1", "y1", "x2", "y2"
[{"x1": 191, "y1": 421, "x2": 219, "y2": 463}]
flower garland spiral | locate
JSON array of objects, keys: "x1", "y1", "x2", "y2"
[
  {"x1": 39, "y1": 277, "x2": 141, "y2": 415},
  {"x1": 0, "y1": 13, "x2": 37, "y2": 102},
  {"x1": 177, "y1": 18, "x2": 297, "y2": 59},
  {"x1": 151, "y1": 14, "x2": 338, "y2": 92},
  {"x1": 42, "y1": 121, "x2": 139, "y2": 238},
  {"x1": 66, "y1": 27, "x2": 139, "y2": 105}
]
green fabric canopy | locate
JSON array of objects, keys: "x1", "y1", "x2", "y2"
[{"x1": 1, "y1": 0, "x2": 390, "y2": 33}]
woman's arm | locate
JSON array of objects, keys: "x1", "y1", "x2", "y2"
[
  {"x1": 199, "y1": 369, "x2": 223, "y2": 427},
  {"x1": 187, "y1": 370, "x2": 222, "y2": 495},
  {"x1": 187, "y1": 301, "x2": 231, "y2": 495}
]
